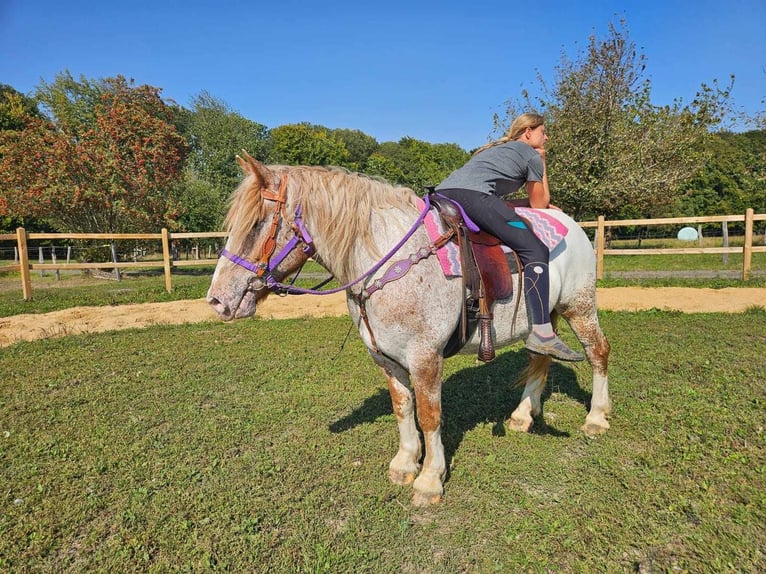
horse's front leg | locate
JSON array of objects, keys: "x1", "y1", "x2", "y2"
[
  {"x1": 410, "y1": 354, "x2": 446, "y2": 506},
  {"x1": 378, "y1": 363, "x2": 421, "y2": 486}
]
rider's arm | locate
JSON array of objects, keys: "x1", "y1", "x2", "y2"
[
  {"x1": 525, "y1": 149, "x2": 552, "y2": 209},
  {"x1": 525, "y1": 180, "x2": 550, "y2": 208}
]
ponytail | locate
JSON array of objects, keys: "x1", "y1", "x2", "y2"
[{"x1": 473, "y1": 112, "x2": 545, "y2": 156}]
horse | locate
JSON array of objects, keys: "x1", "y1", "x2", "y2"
[{"x1": 206, "y1": 153, "x2": 611, "y2": 506}]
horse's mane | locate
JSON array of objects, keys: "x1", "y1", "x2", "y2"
[{"x1": 225, "y1": 165, "x2": 420, "y2": 280}]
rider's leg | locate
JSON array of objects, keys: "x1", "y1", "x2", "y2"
[{"x1": 437, "y1": 189, "x2": 584, "y2": 362}]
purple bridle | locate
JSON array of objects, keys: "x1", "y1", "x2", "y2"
[{"x1": 219, "y1": 178, "x2": 436, "y2": 297}]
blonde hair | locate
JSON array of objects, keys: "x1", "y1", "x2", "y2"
[{"x1": 474, "y1": 112, "x2": 545, "y2": 155}]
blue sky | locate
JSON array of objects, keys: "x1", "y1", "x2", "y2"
[{"x1": 2, "y1": 0, "x2": 764, "y2": 150}]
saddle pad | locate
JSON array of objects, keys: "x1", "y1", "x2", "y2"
[
  {"x1": 416, "y1": 198, "x2": 462, "y2": 277},
  {"x1": 515, "y1": 207, "x2": 569, "y2": 250}
]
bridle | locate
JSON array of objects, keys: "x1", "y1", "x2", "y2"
[
  {"x1": 219, "y1": 174, "x2": 316, "y2": 292},
  {"x1": 219, "y1": 175, "x2": 445, "y2": 297}
]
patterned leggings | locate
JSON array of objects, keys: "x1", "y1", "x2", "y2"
[{"x1": 437, "y1": 188, "x2": 551, "y2": 325}]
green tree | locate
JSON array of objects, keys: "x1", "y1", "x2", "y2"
[
  {"x1": 0, "y1": 74, "x2": 188, "y2": 234},
  {"x1": 268, "y1": 123, "x2": 349, "y2": 166},
  {"x1": 0, "y1": 84, "x2": 41, "y2": 131},
  {"x1": 174, "y1": 92, "x2": 270, "y2": 230},
  {"x1": 682, "y1": 130, "x2": 766, "y2": 216},
  {"x1": 171, "y1": 169, "x2": 223, "y2": 232},
  {"x1": 329, "y1": 128, "x2": 379, "y2": 171},
  {"x1": 365, "y1": 152, "x2": 406, "y2": 184},
  {"x1": 370, "y1": 137, "x2": 469, "y2": 193},
  {"x1": 183, "y1": 91, "x2": 270, "y2": 187},
  {"x1": 495, "y1": 20, "x2": 732, "y2": 220}
]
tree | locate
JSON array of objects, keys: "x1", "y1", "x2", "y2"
[
  {"x1": 0, "y1": 84, "x2": 41, "y2": 132},
  {"x1": 182, "y1": 92, "x2": 270, "y2": 187},
  {"x1": 369, "y1": 137, "x2": 469, "y2": 193},
  {"x1": 365, "y1": 152, "x2": 406, "y2": 184},
  {"x1": 682, "y1": 130, "x2": 766, "y2": 216},
  {"x1": 495, "y1": 21, "x2": 732, "y2": 220},
  {"x1": 0, "y1": 74, "x2": 188, "y2": 234},
  {"x1": 328, "y1": 128, "x2": 379, "y2": 172},
  {"x1": 174, "y1": 92, "x2": 270, "y2": 230},
  {"x1": 267, "y1": 123, "x2": 349, "y2": 166}
]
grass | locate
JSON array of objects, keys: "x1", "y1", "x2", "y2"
[{"x1": 1, "y1": 310, "x2": 765, "y2": 572}]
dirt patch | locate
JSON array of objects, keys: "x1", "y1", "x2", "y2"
[{"x1": 1, "y1": 287, "x2": 764, "y2": 348}]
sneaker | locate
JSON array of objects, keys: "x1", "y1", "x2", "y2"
[{"x1": 525, "y1": 331, "x2": 585, "y2": 362}]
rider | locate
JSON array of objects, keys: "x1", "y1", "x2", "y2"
[{"x1": 435, "y1": 112, "x2": 584, "y2": 362}]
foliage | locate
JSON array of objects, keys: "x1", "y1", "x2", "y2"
[
  {"x1": 268, "y1": 122, "x2": 350, "y2": 166},
  {"x1": 328, "y1": 128, "x2": 379, "y2": 172},
  {"x1": 0, "y1": 73, "x2": 188, "y2": 234},
  {"x1": 3, "y1": 24, "x2": 761, "y2": 234},
  {"x1": 170, "y1": 169, "x2": 227, "y2": 232},
  {"x1": 0, "y1": 86, "x2": 41, "y2": 228},
  {"x1": 173, "y1": 91, "x2": 270, "y2": 231},
  {"x1": 0, "y1": 84, "x2": 41, "y2": 132},
  {"x1": 369, "y1": 137, "x2": 469, "y2": 193},
  {"x1": 0, "y1": 312, "x2": 764, "y2": 572},
  {"x1": 682, "y1": 130, "x2": 766, "y2": 216},
  {"x1": 495, "y1": 20, "x2": 733, "y2": 220},
  {"x1": 364, "y1": 152, "x2": 406, "y2": 184}
]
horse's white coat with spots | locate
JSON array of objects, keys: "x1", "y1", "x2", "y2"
[{"x1": 207, "y1": 155, "x2": 611, "y2": 506}]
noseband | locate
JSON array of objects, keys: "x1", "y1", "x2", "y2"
[{"x1": 220, "y1": 174, "x2": 315, "y2": 291}]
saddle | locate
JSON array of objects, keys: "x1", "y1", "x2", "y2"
[{"x1": 429, "y1": 193, "x2": 522, "y2": 362}]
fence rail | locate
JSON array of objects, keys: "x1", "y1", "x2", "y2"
[
  {"x1": 1, "y1": 208, "x2": 764, "y2": 300},
  {"x1": 581, "y1": 208, "x2": 765, "y2": 280},
  {"x1": 0, "y1": 228, "x2": 227, "y2": 300}
]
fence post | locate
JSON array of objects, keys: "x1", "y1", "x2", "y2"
[
  {"x1": 38, "y1": 246, "x2": 46, "y2": 277},
  {"x1": 742, "y1": 208, "x2": 754, "y2": 281},
  {"x1": 16, "y1": 227, "x2": 32, "y2": 300},
  {"x1": 52, "y1": 246, "x2": 60, "y2": 281},
  {"x1": 110, "y1": 241, "x2": 121, "y2": 281},
  {"x1": 596, "y1": 216, "x2": 605, "y2": 280},
  {"x1": 161, "y1": 228, "x2": 173, "y2": 293}
]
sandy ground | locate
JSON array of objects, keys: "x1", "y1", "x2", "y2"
[{"x1": 1, "y1": 287, "x2": 765, "y2": 348}]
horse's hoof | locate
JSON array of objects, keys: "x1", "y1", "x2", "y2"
[
  {"x1": 508, "y1": 415, "x2": 534, "y2": 433},
  {"x1": 388, "y1": 469, "x2": 417, "y2": 486},
  {"x1": 411, "y1": 491, "x2": 442, "y2": 507},
  {"x1": 581, "y1": 421, "x2": 609, "y2": 436}
]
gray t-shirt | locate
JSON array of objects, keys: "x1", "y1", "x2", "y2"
[{"x1": 435, "y1": 140, "x2": 544, "y2": 197}]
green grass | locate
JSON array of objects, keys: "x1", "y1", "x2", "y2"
[
  {"x1": 603, "y1": 251, "x2": 765, "y2": 272},
  {"x1": 598, "y1": 251, "x2": 766, "y2": 288},
  {"x1": 1, "y1": 311, "x2": 764, "y2": 572}
]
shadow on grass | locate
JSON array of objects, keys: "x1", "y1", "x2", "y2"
[{"x1": 329, "y1": 348, "x2": 591, "y2": 480}]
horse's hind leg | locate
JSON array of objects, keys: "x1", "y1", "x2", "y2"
[
  {"x1": 378, "y1": 363, "x2": 422, "y2": 486},
  {"x1": 508, "y1": 353, "x2": 551, "y2": 432},
  {"x1": 562, "y1": 305, "x2": 611, "y2": 436}
]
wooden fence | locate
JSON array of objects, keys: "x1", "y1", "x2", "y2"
[
  {"x1": 1, "y1": 208, "x2": 764, "y2": 300},
  {"x1": 581, "y1": 208, "x2": 766, "y2": 280},
  {"x1": 0, "y1": 229, "x2": 227, "y2": 300}
]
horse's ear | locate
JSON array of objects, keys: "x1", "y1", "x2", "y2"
[{"x1": 236, "y1": 150, "x2": 274, "y2": 190}]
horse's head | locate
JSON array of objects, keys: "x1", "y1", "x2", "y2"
[{"x1": 206, "y1": 153, "x2": 314, "y2": 320}]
